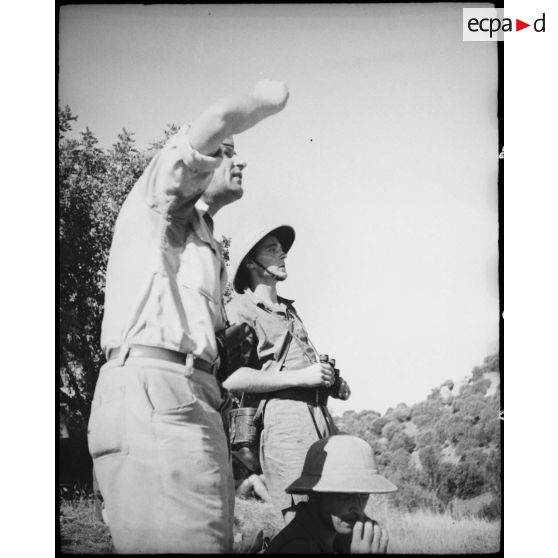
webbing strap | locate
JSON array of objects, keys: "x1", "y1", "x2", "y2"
[
  {"x1": 307, "y1": 403, "x2": 338, "y2": 439},
  {"x1": 321, "y1": 405, "x2": 339, "y2": 435},
  {"x1": 307, "y1": 404, "x2": 324, "y2": 439}
]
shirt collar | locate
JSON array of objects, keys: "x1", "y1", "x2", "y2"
[
  {"x1": 192, "y1": 199, "x2": 222, "y2": 252},
  {"x1": 243, "y1": 290, "x2": 295, "y2": 313}
]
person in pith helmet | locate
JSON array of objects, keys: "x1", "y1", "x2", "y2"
[
  {"x1": 223, "y1": 224, "x2": 351, "y2": 524},
  {"x1": 264, "y1": 435, "x2": 397, "y2": 554}
]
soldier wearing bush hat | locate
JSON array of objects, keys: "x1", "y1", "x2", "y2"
[
  {"x1": 223, "y1": 224, "x2": 352, "y2": 524},
  {"x1": 265, "y1": 435, "x2": 397, "y2": 554}
]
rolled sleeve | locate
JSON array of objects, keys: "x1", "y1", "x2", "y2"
[
  {"x1": 225, "y1": 296, "x2": 257, "y2": 328},
  {"x1": 171, "y1": 124, "x2": 223, "y2": 173},
  {"x1": 144, "y1": 124, "x2": 223, "y2": 217}
]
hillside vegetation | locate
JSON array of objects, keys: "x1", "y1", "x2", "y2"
[{"x1": 335, "y1": 353, "x2": 501, "y2": 519}]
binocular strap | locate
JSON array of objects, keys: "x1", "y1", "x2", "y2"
[{"x1": 307, "y1": 404, "x2": 338, "y2": 439}]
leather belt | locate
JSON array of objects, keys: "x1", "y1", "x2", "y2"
[
  {"x1": 252, "y1": 387, "x2": 327, "y2": 407},
  {"x1": 107, "y1": 345, "x2": 216, "y2": 375}
]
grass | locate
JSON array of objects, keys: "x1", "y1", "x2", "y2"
[
  {"x1": 59, "y1": 494, "x2": 501, "y2": 554},
  {"x1": 366, "y1": 500, "x2": 501, "y2": 554},
  {"x1": 59, "y1": 497, "x2": 113, "y2": 554}
]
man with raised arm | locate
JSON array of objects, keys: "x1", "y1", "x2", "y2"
[{"x1": 87, "y1": 81, "x2": 289, "y2": 554}]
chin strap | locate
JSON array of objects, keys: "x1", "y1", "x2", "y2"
[{"x1": 249, "y1": 257, "x2": 284, "y2": 281}]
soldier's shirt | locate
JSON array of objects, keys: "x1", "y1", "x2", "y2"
[
  {"x1": 100, "y1": 125, "x2": 228, "y2": 364},
  {"x1": 226, "y1": 291, "x2": 317, "y2": 372}
]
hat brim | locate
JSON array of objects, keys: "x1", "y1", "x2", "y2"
[
  {"x1": 232, "y1": 225, "x2": 295, "y2": 293},
  {"x1": 286, "y1": 473, "x2": 398, "y2": 495}
]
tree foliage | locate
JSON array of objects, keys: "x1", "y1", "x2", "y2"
[{"x1": 336, "y1": 353, "x2": 501, "y2": 516}]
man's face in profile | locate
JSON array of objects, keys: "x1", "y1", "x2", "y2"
[
  {"x1": 205, "y1": 137, "x2": 247, "y2": 205},
  {"x1": 249, "y1": 234, "x2": 288, "y2": 281},
  {"x1": 316, "y1": 492, "x2": 369, "y2": 535}
]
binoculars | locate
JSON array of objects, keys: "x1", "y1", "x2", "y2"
[{"x1": 319, "y1": 354, "x2": 342, "y2": 399}]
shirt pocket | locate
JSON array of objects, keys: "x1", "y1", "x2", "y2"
[
  {"x1": 177, "y1": 226, "x2": 222, "y2": 302},
  {"x1": 87, "y1": 386, "x2": 129, "y2": 461}
]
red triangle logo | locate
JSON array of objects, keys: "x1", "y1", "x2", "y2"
[{"x1": 516, "y1": 19, "x2": 530, "y2": 31}]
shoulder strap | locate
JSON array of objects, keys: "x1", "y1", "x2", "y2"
[
  {"x1": 275, "y1": 330, "x2": 293, "y2": 372},
  {"x1": 283, "y1": 302, "x2": 320, "y2": 362}
]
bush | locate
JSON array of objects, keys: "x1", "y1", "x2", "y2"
[
  {"x1": 392, "y1": 403, "x2": 412, "y2": 422},
  {"x1": 382, "y1": 421, "x2": 401, "y2": 441},
  {"x1": 371, "y1": 416, "x2": 389, "y2": 436},
  {"x1": 453, "y1": 461, "x2": 486, "y2": 500},
  {"x1": 478, "y1": 497, "x2": 501, "y2": 521},
  {"x1": 390, "y1": 432, "x2": 416, "y2": 453},
  {"x1": 389, "y1": 484, "x2": 443, "y2": 513}
]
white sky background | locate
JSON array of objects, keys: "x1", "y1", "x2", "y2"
[{"x1": 59, "y1": 3, "x2": 499, "y2": 415}]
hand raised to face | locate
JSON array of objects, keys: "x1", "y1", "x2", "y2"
[{"x1": 350, "y1": 517, "x2": 389, "y2": 554}]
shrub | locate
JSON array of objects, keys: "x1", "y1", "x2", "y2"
[
  {"x1": 389, "y1": 484, "x2": 442, "y2": 513},
  {"x1": 478, "y1": 497, "x2": 501, "y2": 521},
  {"x1": 371, "y1": 416, "x2": 389, "y2": 436},
  {"x1": 382, "y1": 421, "x2": 401, "y2": 441},
  {"x1": 390, "y1": 432, "x2": 416, "y2": 453}
]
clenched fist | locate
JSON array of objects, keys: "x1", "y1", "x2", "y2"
[
  {"x1": 253, "y1": 80, "x2": 290, "y2": 115},
  {"x1": 296, "y1": 362, "x2": 335, "y2": 388}
]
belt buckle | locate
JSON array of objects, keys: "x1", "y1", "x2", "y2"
[{"x1": 184, "y1": 353, "x2": 195, "y2": 376}]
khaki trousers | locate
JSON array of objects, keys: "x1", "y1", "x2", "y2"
[
  {"x1": 87, "y1": 357, "x2": 234, "y2": 554},
  {"x1": 260, "y1": 399, "x2": 332, "y2": 519}
]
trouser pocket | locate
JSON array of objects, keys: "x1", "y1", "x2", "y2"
[{"x1": 87, "y1": 385, "x2": 129, "y2": 460}]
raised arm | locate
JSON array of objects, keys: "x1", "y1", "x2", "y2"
[{"x1": 188, "y1": 80, "x2": 289, "y2": 155}]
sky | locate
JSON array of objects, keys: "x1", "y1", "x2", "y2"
[{"x1": 59, "y1": 3, "x2": 499, "y2": 415}]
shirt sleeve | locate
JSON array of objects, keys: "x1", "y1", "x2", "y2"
[
  {"x1": 226, "y1": 296, "x2": 257, "y2": 327},
  {"x1": 226, "y1": 297, "x2": 271, "y2": 368},
  {"x1": 143, "y1": 124, "x2": 223, "y2": 218}
]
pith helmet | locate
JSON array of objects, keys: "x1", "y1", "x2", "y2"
[
  {"x1": 229, "y1": 224, "x2": 295, "y2": 293},
  {"x1": 286, "y1": 435, "x2": 398, "y2": 494}
]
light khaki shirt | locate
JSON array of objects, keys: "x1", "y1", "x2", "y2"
[
  {"x1": 226, "y1": 291, "x2": 317, "y2": 371},
  {"x1": 100, "y1": 125, "x2": 228, "y2": 364}
]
